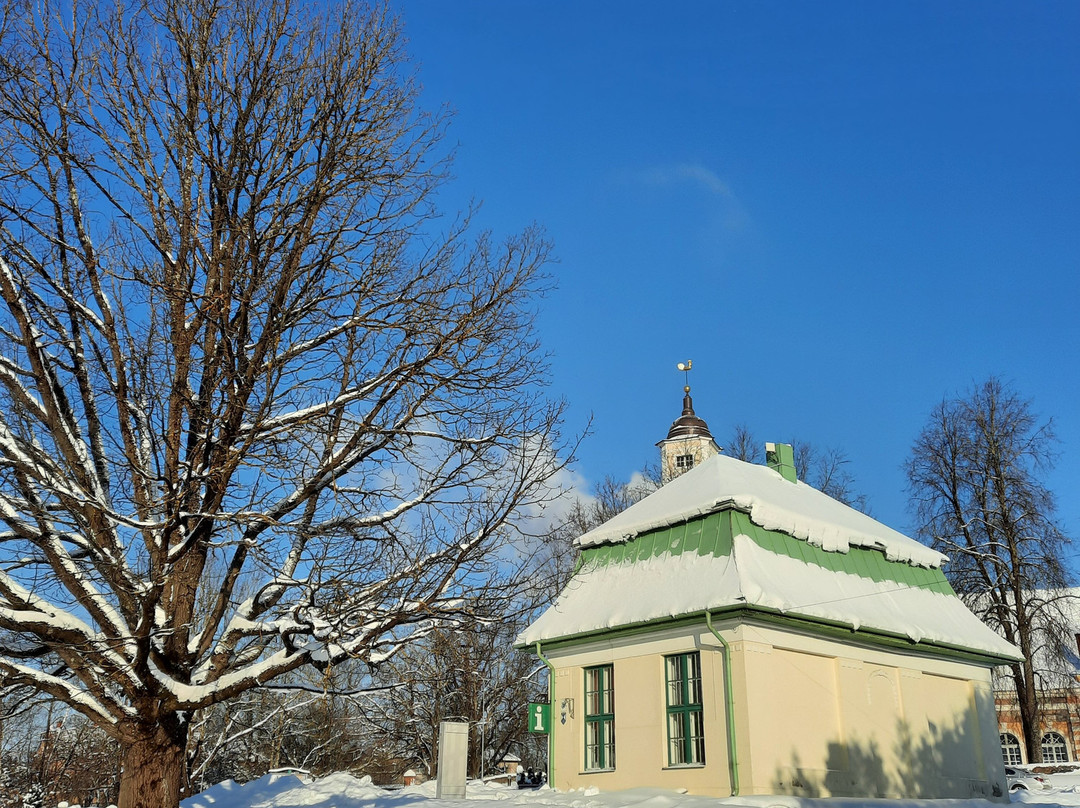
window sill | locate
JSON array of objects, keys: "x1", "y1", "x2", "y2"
[
  {"x1": 662, "y1": 763, "x2": 706, "y2": 770},
  {"x1": 580, "y1": 768, "x2": 616, "y2": 775}
]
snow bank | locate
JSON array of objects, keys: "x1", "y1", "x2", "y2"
[
  {"x1": 181, "y1": 771, "x2": 385, "y2": 808},
  {"x1": 175, "y1": 772, "x2": 1080, "y2": 808}
]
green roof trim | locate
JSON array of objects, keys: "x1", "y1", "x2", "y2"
[
  {"x1": 517, "y1": 605, "x2": 1015, "y2": 668},
  {"x1": 579, "y1": 507, "x2": 955, "y2": 597},
  {"x1": 578, "y1": 510, "x2": 734, "y2": 567},
  {"x1": 731, "y1": 511, "x2": 956, "y2": 596}
]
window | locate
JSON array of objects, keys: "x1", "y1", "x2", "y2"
[
  {"x1": 675, "y1": 454, "x2": 694, "y2": 471},
  {"x1": 584, "y1": 665, "x2": 614, "y2": 770},
  {"x1": 1000, "y1": 732, "x2": 1023, "y2": 765},
  {"x1": 1042, "y1": 731, "x2": 1069, "y2": 763},
  {"x1": 665, "y1": 652, "x2": 705, "y2": 766}
]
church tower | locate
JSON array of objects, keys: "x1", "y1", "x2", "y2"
[{"x1": 657, "y1": 362, "x2": 720, "y2": 484}]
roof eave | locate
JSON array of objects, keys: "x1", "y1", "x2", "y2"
[{"x1": 516, "y1": 604, "x2": 1021, "y2": 667}]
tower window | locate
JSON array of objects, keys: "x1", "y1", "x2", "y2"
[{"x1": 675, "y1": 454, "x2": 694, "y2": 471}]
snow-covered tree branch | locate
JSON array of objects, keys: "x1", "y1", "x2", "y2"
[{"x1": 0, "y1": 1, "x2": 569, "y2": 805}]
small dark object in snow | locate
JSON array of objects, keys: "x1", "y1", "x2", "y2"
[{"x1": 517, "y1": 767, "x2": 545, "y2": 789}]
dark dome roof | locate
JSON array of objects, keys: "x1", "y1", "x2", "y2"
[{"x1": 665, "y1": 389, "x2": 714, "y2": 440}]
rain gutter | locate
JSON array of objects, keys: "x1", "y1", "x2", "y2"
[
  {"x1": 535, "y1": 641, "x2": 556, "y2": 789},
  {"x1": 705, "y1": 611, "x2": 740, "y2": 796}
]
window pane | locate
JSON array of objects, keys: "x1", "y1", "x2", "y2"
[
  {"x1": 688, "y1": 653, "x2": 702, "y2": 705},
  {"x1": 586, "y1": 668, "x2": 600, "y2": 715},
  {"x1": 667, "y1": 656, "x2": 684, "y2": 706},
  {"x1": 666, "y1": 656, "x2": 678, "y2": 701},
  {"x1": 668, "y1": 712, "x2": 686, "y2": 765},
  {"x1": 586, "y1": 666, "x2": 613, "y2": 717},
  {"x1": 690, "y1": 710, "x2": 706, "y2": 764},
  {"x1": 586, "y1": 722, "x2": 600, "y2": 769}
]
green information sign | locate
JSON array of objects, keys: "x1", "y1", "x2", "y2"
[{"x1": 527, "y1": 702, "x2": 550, "y2": 734}]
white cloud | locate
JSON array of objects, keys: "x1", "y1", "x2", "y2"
[
  {"x1": 515, "y1": 463, "x2": 595, "y2": 537},
  {"x1": 638, "y1": 163, "x2": 748, "y2": 231},
  {"x1": 640, "y1": 163, "x2": 731, "y2": 197}
]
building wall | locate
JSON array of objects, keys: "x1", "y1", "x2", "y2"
[
  {"x1": 542, "y1": 618, "x2": 1007, "y2": 800},
  {"x1": 546, "y1": 622, "x2": 733, "y2": 797},
  {"x1": 658, "y1": 436, "x2": 719, "y2": 484},
  {"x1": 738, "y1": 622, "x2": 1002, "y2": 798},
  {"x1": 996, "y1": 689, "x2": 1080, "y2": 764}
]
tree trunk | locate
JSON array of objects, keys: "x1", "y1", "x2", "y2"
[
  {"x1": 119, "y1": 720, "x2": 188, "y2": 808},
  {"x1": 1014, "y1": 661, "x2": 1043, "y2": 763}
]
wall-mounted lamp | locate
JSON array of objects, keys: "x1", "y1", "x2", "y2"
[{"x1": 560, "y1": 697, "x2": 574, "y2": 724}]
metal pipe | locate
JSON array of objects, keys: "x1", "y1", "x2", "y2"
[
  {"x1": 705, "y1": 611, "x2": 740, "y2": 796},
  {"x1": 535, "y1": 641, "x2": 556, "y2": 789}
]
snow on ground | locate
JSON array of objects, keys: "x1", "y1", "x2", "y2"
[{"x1": 167, "y1": 767, "x2": 1080, "y2": 808}]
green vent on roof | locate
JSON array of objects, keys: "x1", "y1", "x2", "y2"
[{"x1": 766, "y1": 442, "x2": 796, "y2": 483}]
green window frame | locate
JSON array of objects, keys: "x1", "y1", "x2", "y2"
[
  {"x1": 665, "y1": 652, "x2": 705, "y2": 766},
  {"x1": 584, "y1": 664, "x2": 615, "y2": 770}
]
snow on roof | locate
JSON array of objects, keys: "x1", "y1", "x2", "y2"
[
  {"x1": 518, "y1": 534, "x2": 1020, "y2": 661},
  {"x1": 576, "y1": 453, "x2": 946, "y2": 569}
]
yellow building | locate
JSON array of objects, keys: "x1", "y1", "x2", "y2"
[{"x1": 518, "y1": 391, "x2": 1021, "y2": 799}]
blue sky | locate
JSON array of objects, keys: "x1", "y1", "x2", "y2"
[{"x1": 392, "y1": 2, "x2": 1080, "y2": 547}]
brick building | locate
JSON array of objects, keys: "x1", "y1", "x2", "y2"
[{"x1": 997, "y1": 626, "x2": 1080, "y2": 765}]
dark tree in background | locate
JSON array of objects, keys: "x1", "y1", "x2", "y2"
[
  {"x1": 362, "y1": 623, "x2": 546, "y2": 780},
  {"x1": 0, "y1": 1, "x2": 567, "y2": 805},
  {"x1": 906, "y1": 377, "x2": 1072, "y2": 763}
]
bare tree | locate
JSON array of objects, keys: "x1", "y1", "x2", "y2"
[
  {"x1": 727, "y1": 425, "x2": 869, "y2": 512},
  {"x1": 535, "y1": 468, "x2": 660, "y2": 597},
  {"x1": 363, "y1": 623, "x2": 544, "y2": 780},
  {"x1": 906, "y1": 378, "x2": 1072, "y2": 763},
  {"x1": 566, "y1": 469, "x2": 660, "y2": 533},
  {"x1": 187, "y1": 681, "x2": 325, "y2": 788},
  {"x1": 358, "y1": 471, "x2": 659, "y2": 784},
  {"x1": 0, "y1": 1, "x2": 568, "y2": 805},
  {"x1": 726, "y1": 424, "x2": 760, "y2": 467}
]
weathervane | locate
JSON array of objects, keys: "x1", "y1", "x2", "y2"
[{"x1": 676, "y1": 360, "x2": 692, "y2": 392}]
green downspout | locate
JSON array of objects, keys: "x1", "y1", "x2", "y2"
[
  {"x1": 705, "y1": 611, "x2": 740, "y2": 796},
  {"x1": 535, "y1": 642, "x2": 556, "y2": 789}
]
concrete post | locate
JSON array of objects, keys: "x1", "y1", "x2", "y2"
[{"x1": 435, "y1": 720, "x2": 469, "y2": 799}]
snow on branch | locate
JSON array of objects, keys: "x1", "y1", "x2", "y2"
[{"x1": 0, "y1": 4, "x2": 569, "y2": 799}]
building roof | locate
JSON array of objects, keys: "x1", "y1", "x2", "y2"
[
  {"x1": 576, "y1": 452, "x2": 944, "y2": 568},
  {"x1": 659, "y1": 389, "x2": 715, "y2": 443},
  {"x1": 520, "y1": 453, "x2": 1021, "y2": 663}
]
